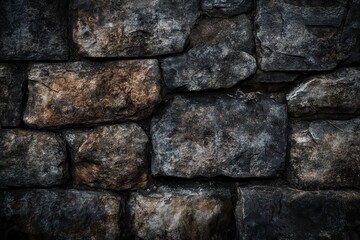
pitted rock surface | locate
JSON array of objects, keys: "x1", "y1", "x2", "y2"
[{"x1": 201, "y1": 0, "x2": 253, "y2": 17}]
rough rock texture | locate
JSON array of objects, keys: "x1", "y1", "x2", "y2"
[
  {"x1": 0, "y1": 189, "x2": 121, "y2": 240},
  {"x1": 287, "y1": 119, "x2": 360, "y2": 189},
  {"x1": 62, "y1": 123, "x2": 149, "y2": 191},
  {"x1": 0, "y1": 129, "x2": 68, "y2": 188},
  {"x1": 151, "y1": 94, "x2": 287, "y2": 178},
  {"x1": 162, "y1": 16, "x2": 256, "y2": 91},
  {"x1": 201, "y1": 0, "x2": 253, "y2": 17},
  {"x1": 129, "y1": 186, "x2": 235, "y2": 240},
  {"x1": 236, "y1": 186, "x2": 360, "y2": 239},
  {"x1": 24, "y1": 60, "x2": 162, "y2": 128},
  {"x1": 72, "y1": 0, "x2": 200, "y2": 57},
  {"x1": 0, "y1": 0, "x2": 68, "y2": 60},
  {"x1": 255, "y1": 0, "x2": 360, "y2": 71},
  {"x1": 0, "y1": 65, "x2": 24, "y2": 127},
  {"x1": 287, "y1": 68, "x2": 360, "y2": 117}
]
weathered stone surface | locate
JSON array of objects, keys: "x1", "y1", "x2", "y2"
[
  {"x1": 201, "y1": 0, "x2": 253, "y2": 17},
  {"x1": 287, "y1": 68, "x2": 360, "y2": 117},
  {"x1": 287, "y1": 119, "x2": 360, "y2": 189},
  {"x1": 0, "y1": 0, "x2": 68, "y2": 60},
  {"x1": 0, "y1": 189, "x2": 121, "y2": 240},
  {"x1": 62, "y1": 123, "x2": 149, "y2": 191},
  {"x1": 72, "y1": 0, "x2": 200, "y2": 57},
  {"x1": 0, "y1": 65, "x2": 24, "y2": 127},
  {"x1": 129, "y1": 186, "x2": 235, "y2": 240},
  {"x1": 255, "y1": 0, "x2": 360, "y2": 71},
  {"x1": 24, "y1": 60, "x2": 162, "y2": 128},
  {"x1": 0, "y1": 129, "x2": 68, "y2": 188},
  {"x1": 151, "y1": 94, "x2": 287, "y2": 178},
  {"x1": 162, "y1": 16, "x2": 256, "y2": 91},
  {"x1": 236, "y1": 186, "x2": 360, "y2": 239}
]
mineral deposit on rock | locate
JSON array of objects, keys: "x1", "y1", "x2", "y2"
[
  {"x1": 0, "y1": 129, "x2": 68, "y2": 188},
  {"x1": 72, "y1": 0, "x2": 200, "y2": 57},
  {"x1": 201, "y1": 0, "x2": 253, "y2": 17},
  {"x1": 62, "y1": 123, "x2": 149, "y2": 191},
  {"x1": 236, "y1": 186, "x2": 360, "y2": 239},
  {"x1": 0, "y1": 189, "x2": 121, "y2": 240},
  {"x1": 129, "y1": 186, "x2": 235, "y2": 240},
  {"x1": 255, "y1": 0, "x2": 360, "y2": 71},
  {"x1": 287, "y1": 68, "x2": 360, "y2": 117},
  {"x1": 287, "y1": 119, "x2": 360, "y2": 189},
  {"x1": 0, "y1": 0, "x2": 68, "y2": 60},
  {"x1": 24, "y1": 60, "x2": 162, "y2": 128},
  {"x1": 151, "y1": 94, "x2": 287, "y2": 178},
  {"x1": 162, "y1": 16, "x2": 256, "y2": 91}
]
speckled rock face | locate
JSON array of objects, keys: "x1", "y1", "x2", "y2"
[
  {"x1": 287, "y1": 119, "x2": 360, "y2": 189},
  {"x1": 236, "y1": 186, "x2": 360, "y2": 239},
  {"x1": 0, "y1": 0, "x2": 68, "y2": 60},
  {"x1": 0, "y1": 65, "x2": 24, "y2": 127},
  {"x1": 161, "y1": 16, "x2": 256, "y2": 91},
  {"x1": 0, "y1": 189, "x2": 121, "y2": 240},
  {"x1": 129, "y1": 186, "x2": 235, "y2": 240},
  {"x1": 72, "y1": 0, "x2": 200, "y2": 57},
  {"x1": 62, "y1": 123, "x2": 149, "y2": 191},
  {"x1": 0, "y1": 129, "x2": 68, "y2": 188},
  {"x1": 24, "y1": 60, "x2": 162, "y2": 128},
  {"x1": 287, "y1": 68, "x2": 360, "y2": 117},
  {"x1": 201, "y1": 0, "x2": 253, "y2": 17},
  {"x1": 255, "y1": 0, "x2": 360, "y2": 71},
  {"x1": 151, "y1": 94, "x2": 287, "y2": 178}
]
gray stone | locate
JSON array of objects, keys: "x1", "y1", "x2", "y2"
[
  {"x1": 236, "y1": 186, "x2": 360, "y2": 239},
  {"x1": 72, "y1": 0, "x2": 200, "y2": 57},
  {"x1": 0, "y1": 189, "x2": 121, "y2": 240},
  {"x1": 255, "y1": 0, "x2": 360, "y2": 71},
  {"x1": 0, "y1": 129, "x2": 68, "y2": 188},
  {"x1": 201, "y1": 0, "x2": 253, "y2": 17},
  {"x1": 162, "y1": 16, "x2": 256, "y2": 91},
  {"x1": 24, "y1": 60, "x2": 162, "y2": 128},
  {"x1": 287, "y1": 68, "x2": 360, "y2": 117},
  {"x1": 0, "y1": 65, "x2": 24, "y2": 127},
  {"x1": 0, "y1": 0, "x2": 68, "y2": 60},
  {"x1": 287, "y1": 119, "x2": 360, "y2": 189},
  {"x1": 62, "y1": 123, "x2": 149, "y2": 191},
  {"x1": 129, "y1": 186, "x2": 235, "y2": 240},
  {"x1": 151, "y1": 94, "x2": 287, "y2": 178}
]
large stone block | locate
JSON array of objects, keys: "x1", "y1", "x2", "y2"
[
  {"x1": 0, "y1": 65, "x2": 24, "y2": 127},
  {"x1": 72, "y1": 0, "x2": 200, "y2": 57},
  {"x1": 201, "y1": 0, "x2": 253, "y2": 17},
  {"x1": 151, "y1": 94, "x2": 287, "y2": 178},
  {"x1": 287, "y1": 119, "x2": 360, "y2": 189},
  {"x1": 0, "y1": 129, "x2": 68, "y2": 188},
  {"x1": 24, "y1": 60, "x2": 162, "y2": 128},
  {"x1": 62, "y1": 123, "x2": 149, "y2": 191},
  {"x1": 129, "y1": 186, "x2": 235, "y2": 240},
  {"x1": 0, "y1": 0, "x2": 68, "y2": 60},
  {"x1": 162, "y1": 16, "x2": 256, "y2": 91},
  {"x1": 287, "y1": 68, "x2": 360, "y2": 117},
  {"x1": 255, "y1": 0, "x2": 360, "y2": 71},
  {"x1": 0, "y1": 189, "x2": 121, "y2": 240},
  {"x1": 236, "y1": 186, "x2": 360, "y2": 239}
]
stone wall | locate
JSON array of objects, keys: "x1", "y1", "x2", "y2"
[{"x1": 0, "y1": 0, "x2": 359, "y2": 239}]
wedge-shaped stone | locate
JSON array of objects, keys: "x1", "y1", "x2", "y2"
[
  {"x1": 151, "y1": 94, "x2": 287, "y2": 178},
  {"x1": 24, "y1": 60, "x2": 162, "y2": 128},
  {"x1": 201, "y1": 0, "x2": 253, "y2": 17},
  {"x1": 287, "y1": 68, "x2": 360, "y2": 117},
  {"x1": 72, "y1": 0, "x2": 200, "y2": 57},
  {"x1": 129, "y1": 186, "x2": 235, "y2": 240},
  {"x1": 236, "y1": 186, "x2": 360, "y2": 239},
  {"x1": 162, "y1": 16, "x2": 256, "y2": 91},
  {"x1": 62, "y1": 123, "x2": 149, "y2": 191},
  {"x1": 287, "y1": 119, "x2": 360, "y2": 189},
  {"x1": 0, "y1": 189, "x2": 121, "y2": 240},
  {"x1": 0, "y1": 129, "x2": 68, "y2": 188},
  {"x1": 0, "y1": 0, "x2": 68, "y2": 60}
]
